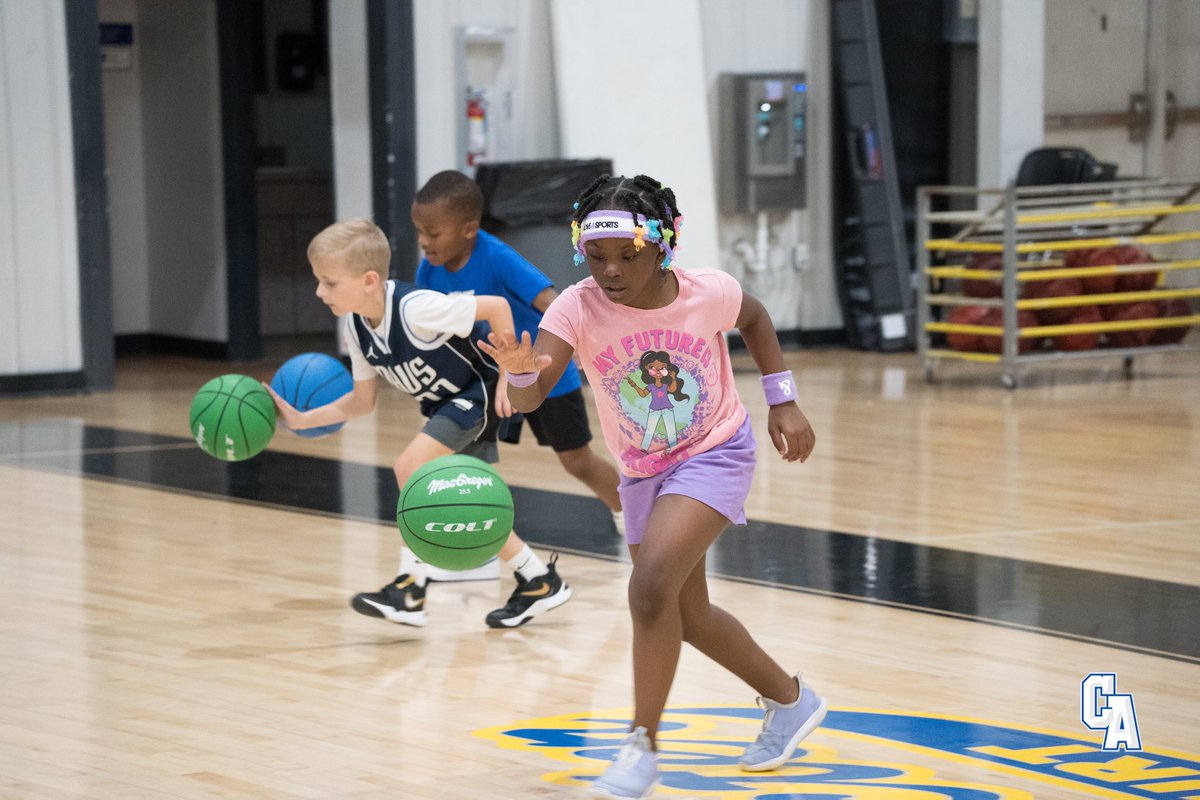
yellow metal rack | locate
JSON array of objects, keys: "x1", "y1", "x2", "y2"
[{"x1": 916, "y1": 178, "x2": 1200, "y2": 387}]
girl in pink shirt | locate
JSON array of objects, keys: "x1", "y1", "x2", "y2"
[{"x1": 480, "y1": 174, "x2": 824, "y2": 799}]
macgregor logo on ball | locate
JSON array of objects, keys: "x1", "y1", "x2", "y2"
[{"x1": 426, "y1": 473, "x2": 495, "y2": 494}]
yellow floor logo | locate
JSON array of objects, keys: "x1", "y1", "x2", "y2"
[{"x1": 475, "y1": 707, "x2": 1200, "y2": 798}]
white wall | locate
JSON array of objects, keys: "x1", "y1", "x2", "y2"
[
  {"x1": 977, "y1": 0, "x2": 1044, "y2": 188},
  {"x1": 1042, "y1": 0, "x2": 1146, "y2": 178},
  {"x1": 413, "y1": 0, "x2": 561, "y2": 185},
  {"x1": 100, "y1": 0, "x2": 151, "y2": 335},
  {"x1": 329, "y1": 0, "x2": 372, "y2": 220},
  {"x1": 1042, "y1": 0, "x2": 1200, "y2": 183},
  {"x1": 699, "y1": 0, "x2": 840, "y2": 331},
  {"x1": 1163, "y1": 0, "x2": 1200, "y2": 179},
  {"x1": 550, "y1": 0, "x2": 721, "y2": 284},
  {"x1": 0, "y1": 0, "x2": 83, "y2": 375},
  {"x1": 138, "y1": 0, "x2": 227, "y2": 340}
]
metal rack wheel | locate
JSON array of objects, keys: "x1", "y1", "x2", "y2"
[
  {"x1": 1001, "y1": 372, "x2": 1018, "y2": 390},
  {"x1": 1123, "y1": 356, "x2": 1134, "y2": 380}
]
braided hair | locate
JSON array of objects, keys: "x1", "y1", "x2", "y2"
[{"x1": 571, "y1": 174, "x2": 684, "y2": 255}]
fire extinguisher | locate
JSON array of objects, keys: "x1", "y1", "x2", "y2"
[{"x1": 466, "y1": 91, "x2": 487, "y2": 167}]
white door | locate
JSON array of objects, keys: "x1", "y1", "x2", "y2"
[
  {"x1": 1043, "y1": 0, "x2": 1200, "y2": 181},
  {"x1": 1042, "y1": 0, "x2": 1200, "y2": 294}
]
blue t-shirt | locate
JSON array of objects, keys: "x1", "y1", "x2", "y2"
[{"x1": 416, "y1": 229, "x2": 582, "y2": 398}]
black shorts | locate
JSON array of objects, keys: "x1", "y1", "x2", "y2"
[{"x1": 498, "y1": 388, "x2": 593, "y2": 453}]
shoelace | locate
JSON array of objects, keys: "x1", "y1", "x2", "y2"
[{"x1": 752, "y1": 698, "x2": 784, "y2": 748}]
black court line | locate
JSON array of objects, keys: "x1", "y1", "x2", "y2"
[{"x1": 2, "y1": 420, "x2": 1198, "y2": 664}]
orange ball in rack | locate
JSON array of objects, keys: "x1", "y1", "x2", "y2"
[
  {"x1": 1053, "y1": 305, "x2": 1103, "y2": 351},
  {"x1": 961, "y1": 253, "x2": 1003, "y2": 298},
  {"x1": 1104, "y1": 301, "x2": 1159, "y2": 348},
  {"x1": 1150, "y1": 298, "x2": 1193, "y2": 345},
  {"x1": 1088, "y1": 246, "x2": 1159, "y2": 293},
  {"x1": 945, "y1": 304, "x2": 992, "y2": 352},
  {"x1": 1062, "y1": 248, "x2": 1116, "y2": 294},
  {"x1": 979, "y1": 308, "x2": 1040, "y2": 354},
  {"x1": 1023, "y1": 276, "x2": 1083, "y2": 324},
  {"x1": 1081, "y1": 272, "x2": 1118, "y2": 294},
  {"x1": 1063, "y1": 249, "x2": 1093, "y2": 268}
]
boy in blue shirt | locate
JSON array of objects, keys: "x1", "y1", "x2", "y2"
[{"x1": 412, "y1": 171, "x2": 625, "y2": 601}]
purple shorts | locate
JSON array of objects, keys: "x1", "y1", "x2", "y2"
[{"x1": 618, "y1": 416, "x2": 757, "y2": 545}]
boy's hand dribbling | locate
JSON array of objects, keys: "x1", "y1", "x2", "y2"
[
  {"x1": 479, "y1": 331, "x2": 552, "y2": 375},
  {"x1": 262, "y1": 382, "x2": 300, "y2": 430},
  {"x1": 768, "y1": 404, "x2": 816, "y2": 463}
]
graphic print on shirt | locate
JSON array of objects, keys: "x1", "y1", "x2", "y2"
[
  {"x1": 590, "y1": 328, "x2": 720, "y2": 476},
  {"x1": 624, "y1": 351, "x2": 692, "y2": 451}
]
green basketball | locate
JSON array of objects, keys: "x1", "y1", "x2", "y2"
[
  {"x1": 188, "y1": 374, "x2": 277, "y2": 461},
  {"x1": 397, "y1": 454, "x2": 514, "y2": 571}
]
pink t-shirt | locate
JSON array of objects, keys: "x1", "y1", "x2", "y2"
[{"x1": 540, "y1": 267, "x2": 747, "y2": 478}]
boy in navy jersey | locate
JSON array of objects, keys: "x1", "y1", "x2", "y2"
[
  {"x1": 412, "y1": 171, "x2": 624, "y2": 571},
  {"x1": 265, "y1": 218, "x2": 572, "y2": 629}
]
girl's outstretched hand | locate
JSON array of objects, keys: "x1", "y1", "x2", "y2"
[
  {"x1": 768, "y1": 403, "x2": 816, "y2": 463},
  {"x1": 479, "y1": 330, "x2": 553, "y2": 375}
]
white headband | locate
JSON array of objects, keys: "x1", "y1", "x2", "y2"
[{"x1": 572, "y1": 210, "x2": 675, "y2": 268}]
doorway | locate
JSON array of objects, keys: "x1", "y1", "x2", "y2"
[
  {"x1": 251, "y1": 0, "x2": 338, "y2": 359},
  {"x1": 99, "y1": 0, "x2": 336, "y2": 367}
]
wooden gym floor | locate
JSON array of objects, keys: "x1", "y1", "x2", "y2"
[{"x1": 1, "y1": 346, "x2": 1198, "y2": 799}]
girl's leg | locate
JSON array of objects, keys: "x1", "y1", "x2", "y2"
[
  {"x1": 640, "y1": 409, "x2": 664, "y2": 450},
  {"x1": 677, "y1": 552, "x2": 798, "y2": 704},
  {"x1": 626, "y1": 494, "x2": 727, "y2": 746}
]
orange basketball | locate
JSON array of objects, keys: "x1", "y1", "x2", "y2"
[
  {"x1": 979, "y1": 309, "x2": 1040, "y2": 354},
  {"x1": 1024, "y1": 277, "x2": 1083, "y2": 325},
  {"x1": 1150, "y1": 298, "x2": 1193, "y2": 345},
  {"x1": 945, "y1": 304, "x2": 992, "y2": 352},
  {"x1": 1104, "y1": 302, "x2": 1159, "y2": 348},
  {"x1": 961, "y1": 253, "x2": 1003, "y2": 298},
  {"x1": 1053, "y1": 305, "x2": 1103, "y2": 351}
]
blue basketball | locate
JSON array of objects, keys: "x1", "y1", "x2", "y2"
[{"x1": 270, "y1": 352, "x2": 353, "y2": 438}]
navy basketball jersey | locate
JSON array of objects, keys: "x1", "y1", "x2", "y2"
[{"x1": 344, "y1": 281, "x2": 500, "y2": 441}]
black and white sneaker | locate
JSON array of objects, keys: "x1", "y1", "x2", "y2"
[
  {"x1": 351, "y1": 574, "x2": 428, "y2": 627},
  {"x1": 485, "y1": 554, "x2": 572, "y2": 629}
]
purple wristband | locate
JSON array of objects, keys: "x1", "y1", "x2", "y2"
[
  {"x1": 506, "y1": 370, "x2": 541, "y2": 388},
  {"x1": 761, "y1": 371, "x2": 797, "y2": 406}
]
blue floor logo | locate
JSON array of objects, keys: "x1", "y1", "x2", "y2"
[
  {"x1": 477, "y1": 706, "x2": 1200, "y2": 798},
  {"x1": 1082, "y1": 673, "x2": 1142, "y2": 751}
]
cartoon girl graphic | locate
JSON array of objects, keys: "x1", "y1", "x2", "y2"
[{"x1": 625, "y1": 350, "x2": 691, "y2": 451}]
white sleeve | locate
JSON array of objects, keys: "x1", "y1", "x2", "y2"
[
  {"x1": 399, "y1": 289, "x2": 478, "y2": 349},
  {"x1": 342, "y1": 315, "x2": 376, "y2": 381}
]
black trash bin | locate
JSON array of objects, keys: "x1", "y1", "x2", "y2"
[{"x1": 474, "y1": 159, "x2": 613, "y2": 292}]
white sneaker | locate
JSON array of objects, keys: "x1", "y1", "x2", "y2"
[
  {"x1": 589, "y1": 726, "x2": 659, "y2": 799},
  {"x1": 425, "y1": 557, "x2": 500, "y2": 582},
  {"x1": 740, "y1": 675, "x2": 827, "y2": 771}
]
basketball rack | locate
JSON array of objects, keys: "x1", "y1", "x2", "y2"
[{"x1": 916, "y1": 177, "x2": 1200, "y2": 387}]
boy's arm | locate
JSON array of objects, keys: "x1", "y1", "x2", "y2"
[
  {"x1": 736, "y1": 292, "x2": 815, "y2": 463},
  {"x1": 474, "y1": 295, "x2": 517, "y2": 416},
  {"x1": 474, "y1": 295, "x2": 515, "y2": 337},
  {"x1": 265, "y1": 375, "x2": 378, "y2": 431},
  {"x1": 530, "y1": 286, "x2": 558, "y2": 314}
]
